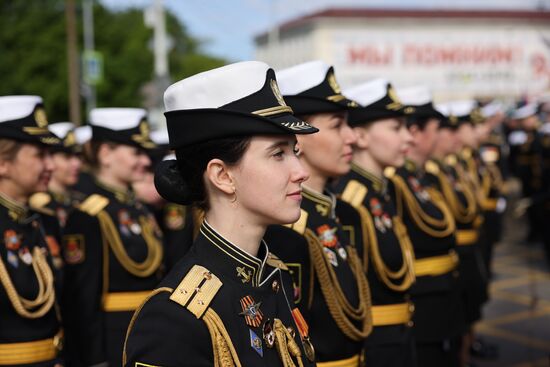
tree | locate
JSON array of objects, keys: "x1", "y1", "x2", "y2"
[{"x1": 0, "y1": 0, "x2": 226, "y2": 122}]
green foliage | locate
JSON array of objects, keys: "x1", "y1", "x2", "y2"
[{"x1": 0, "y1": 0, "x2": 226, "y2": 121}]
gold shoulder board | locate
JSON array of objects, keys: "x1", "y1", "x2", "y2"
[
  {"x1": 169, "y1": 265, "x2": 223, "y2": 319},
  {"x1": 29, "y1": 192, "x2": 51, "y2": 209},
  {"x1": 425, "y1": 160, "x2": 440, "y2": 175},
  {"x1": 384, "y1": 166, "x2": 396, "y2": 179},
  {"x1": 266, "y1": 252, "x2": 289, "y2": 271},
  {"x1": 340, "y1": 180, "x2": 367, "y2": 208},
  {"x1": 79, "y1": 194, "x2": 109, "y2": 216},
  {"x1": 284, "y1": 209, "x2": 308, "y2": 235}
]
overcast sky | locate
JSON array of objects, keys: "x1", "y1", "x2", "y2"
[{"x1": 102, "y1": 0, "x2": 550, "y2": 61}]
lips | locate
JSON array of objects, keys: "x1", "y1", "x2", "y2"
[{"x1": 287, "y1": 189, "x2": 302, "y2": 200}]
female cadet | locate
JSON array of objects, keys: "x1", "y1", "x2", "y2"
[
  {"x1": 385, "y1": 86, "x2": 463, "y2": 366},
  {"x1": 424, "y1": 101, "x2": 486, "y2": 366},
  {"x1": 334, "y1": 79, "x2": 417, "y2": 366},
  {"x1": 124, "y1": 61, "x2": 319, "y2": 367},
  {"x1": 61, "y1": 108, "x2": 164, "y2": 367},
  {"x1": 264, "y1": 61, "x2": 372, "y2": 366},
  {"x1": 0, "y1": 95, "x2": 64, "y2": 366},
  {"x1": 29, "y1": 122, "x2": 84, "y2": 229}
]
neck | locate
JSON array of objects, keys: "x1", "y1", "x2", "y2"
[
  {"x1": 0, "y1": 181, "x2": 29, "y2": 205},
  {"x1": 205, "y1": 201, "x2": 266, "y2": 257},
  {"x1": 406, "y1": 150, "x2": 425, "y2": 167},
  {"x1": 48, "y1": 178, "x2": 68, "y2": 196},
  {"x1": 353, "y1": 149, "x2": 383, "y2": 179},
  {"x1": 97, "y1": 171, "x2": 128, "y2": 192}
]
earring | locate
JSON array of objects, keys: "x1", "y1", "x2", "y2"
[{"x1": 230, "y1": 187, "x2": 237, "y2": 203}]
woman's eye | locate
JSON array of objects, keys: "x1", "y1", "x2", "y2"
[{"x1": 273, "y1": 150, "x2": 284, "y2": 158}]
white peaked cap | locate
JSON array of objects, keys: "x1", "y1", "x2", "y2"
[
  {"x1": 481, "y1": 101, "x2": 505, "y2": 118},
  {"x1": 512, "y1": 103, "x2": 538, "y2": 120},
  {"x1": 276, "y1": 60, "x2": 331, "y2": 95},
  {"x1": 436, "y1": 100, "x2": 476, "y2": 117},
  {"x1": 89, "y1": 108, "x2": 147, "y2": 130},
  {"x1": 344, "y1": 78, "x2": 389, "y2": 107},
  {"x1": 74, "y1": 125, "x2": 92, "y2": 145},
  {"x1": 0, "y1": 95, "x2": 43, "y2": 123},
  {"x1": 48, "y1": 122, "x2": 75, "y2": 139},
  {"x1": 396, "y1": 85, "x2": 432, "y2": 106},
  {"x1": 164, "y1": 61, "x2": 270, "y2": 112},
  {"x1": 150, "y1": 129, "x2": 169, "y2": 145}
]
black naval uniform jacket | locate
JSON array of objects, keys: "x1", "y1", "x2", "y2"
[
  {"x1": 154, "y1": 203, "x2": 195, "y2": 272},
  {"x1": 61, "y1": 181, "x2": 164, "y2": 367},
  {"x1": 124, "y1": 221, "x2": 315, "y2": 367},
  {"x1": 0, "y1": 194, "x2": 63, "y2": 366},
  {"x1": 334, "y1": 164, "x2": 416, "y2": 361},
  {"x1": 424, "y1": 158, "x2": 487, "y2": 325},
  {"x1": 30, "y1": 190, "x2": 86, "y2": 229},
  {"x1": 265, "y1": 187, "x2": 369, "y2": 364},
  {"x1": 386, "y1": 161, "x2": 464, "y2": 344}
]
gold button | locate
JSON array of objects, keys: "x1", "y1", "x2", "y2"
[
  {"x1": 453, "y1": 270, "x2": 460, "y2": 278},
  {"x1": 407, "y1": 321, "x2": 414, "y2": 328},
  {"x1": 272, "y1": 280, "x2": 280, "y2": 293}
]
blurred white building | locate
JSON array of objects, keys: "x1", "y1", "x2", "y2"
[{"x1": 254, "y1": 8, "x2": 550, "y2": 101}]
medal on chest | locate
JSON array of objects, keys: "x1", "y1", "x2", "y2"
[
  {"x1": 118, "y1": 209, "x2": 142, "y2": 236},
  {"x1": 369, "y1": 197, "x2": 392, "y2": 233},
  {"x1": 239, "y1": 295, "x2": 264, "y2": 327},
  {"x1": 316, "y1": 224, "x2": 348, "y2": 263},
  {"x1": 408, "y1": 176, "x2": 430, "y2": 202}
]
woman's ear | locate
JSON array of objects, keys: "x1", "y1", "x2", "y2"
[
  {"x1": 353, "y1": 126, "x2": 369, "y2": 149},
  {"x1": 0, "y1": 159, "x2": 10, "y2": 177},
  {"x1": 97, "y1": 143, "x2": 113, "y2": 167},
  {"x1": 205, "y1": 158, "x2": 235, "y2": 195}
]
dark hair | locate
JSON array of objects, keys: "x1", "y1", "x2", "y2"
[
  {"x1": 0, "y1": 138, "x2": 23, "y2": 162},
  {"x1": 406, "y1": 115, "x2": 437, "y2": 130},
  {"x1": 154, "y1": 136, "x2": 251, "y2": 210},
  {"x1": 85, "y1": 140, "x2": 118, "y2": 168}
]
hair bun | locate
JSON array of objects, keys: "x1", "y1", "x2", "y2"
[{"x1": 154, "y1": 160, "x2": 192, "y2": 205}]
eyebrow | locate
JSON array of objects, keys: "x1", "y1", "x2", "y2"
[{"x1": 266, "y1": 139, "x2": 297, "y2": 151}]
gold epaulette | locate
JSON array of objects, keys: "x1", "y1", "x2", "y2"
[
  {"x1": 79, "y1": 194, "x2": 109, "y2": 216},
  {"x1": 340, "y1": 180, "x2": 368, "y2": 208},
  {"x1": 284, "y1": 209, "x2": 308, "y2": 235},
  {"x1": 266, "y1": 252, "x2": 289, "y2": 271},
  {"x1": 384, "y1": 166, "x2": 396, "y2": 179},
  {"x1": 29, "y1": 192, "x2": 51, "y2": 209},
  {"x1": 169, "y1": 265, "x2": 222, "y2": 319},
  {"x1": 29, "y1": 192, "x2": 55, "y2": 216},
  {"x1": 444, "y1": 155, "x2": 457, "y2": 166},
  {"x1": 425, "y1": 160, "x2": 439, "y2": 175}
]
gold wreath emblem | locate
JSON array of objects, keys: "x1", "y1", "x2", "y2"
[
  {"x1": 270, "y1": 79, "x2": 287, "y2": 107},
  {"x1": 64, "y1": 131, "x2": 76, "y2": 147},
  {"x1": 327, "y1": 72, "x2": 342, "y2": 94},
  {"x1": 34, "y1": 107, "x2": 48, "y2": 127}
]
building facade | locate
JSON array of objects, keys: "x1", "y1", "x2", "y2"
[{"x1": 255, "y1": 9, "x2": 550, "y2": 100}]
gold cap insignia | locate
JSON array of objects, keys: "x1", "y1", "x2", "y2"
[
  {"x1": 386, "y1": 86, "x2": 403, "y2": 111},
  {"x1": 327, "y1": 71, "x2": 342, "y2": 94},
  {"x1": 64, "y1": 131, "x2": 76, "y2": 147},
  {"x1": 270, "y1": 79, "x2": 287, "y2": 107},
  {"x1": 34, "y1": 107, "x2": 48, "y2": 127}
]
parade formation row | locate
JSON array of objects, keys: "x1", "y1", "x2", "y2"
[{"x1": 1, "y1": 60, "x2": 550, "y2": 367}]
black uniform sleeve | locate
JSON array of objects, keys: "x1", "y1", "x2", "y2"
[
  {"x1": 61, "y1": 209, "x2": 106, "y2": 366},
  {"x1": 124, "y1": 290, "x2": 213, "y2": 367}
]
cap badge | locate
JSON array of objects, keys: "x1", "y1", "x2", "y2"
[
  {"x1": 327, "y1": 72, "x2": 342, "y2": 94},
  {"x1": 270, "y1": 79, "x2": 287, "y2": 107},
  {"x1": 64, "y1": 131, "x2": 76, "y2": 147},
  {"x1": 34, "y1": 107, "x2": 48, "y2": 127},
  {"x1": 387, "y1": 87, "x2": 403, "y2": 111}
]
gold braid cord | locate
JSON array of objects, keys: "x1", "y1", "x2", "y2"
[
  {"x1": 272, "y1": 318, "x2": 304, "y2": 367},
  {"x1": 304, "y1": 229, "x2": 372, "y2": 340},
  {"x1": 96, "y1": 211, "x2": 163, "y2": 277},
  {"x1": 452, "y1": 164, "x2": 481, "y2": 218},
  {"x1": 0, "y1": 246, "x2": 55, "y2": 318},
  {"x1": 434, "y1": 169, "x2": 477, "y2": 224},
  {"x1": 202, "y1": 308, "x2": 243, "y2": 367},
  {"x1": 348, "y1": 201, "x2": 415, "y2": 292},
  {"x1": 390, "y1": 175, "x2": 456, "y2": 238}
]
